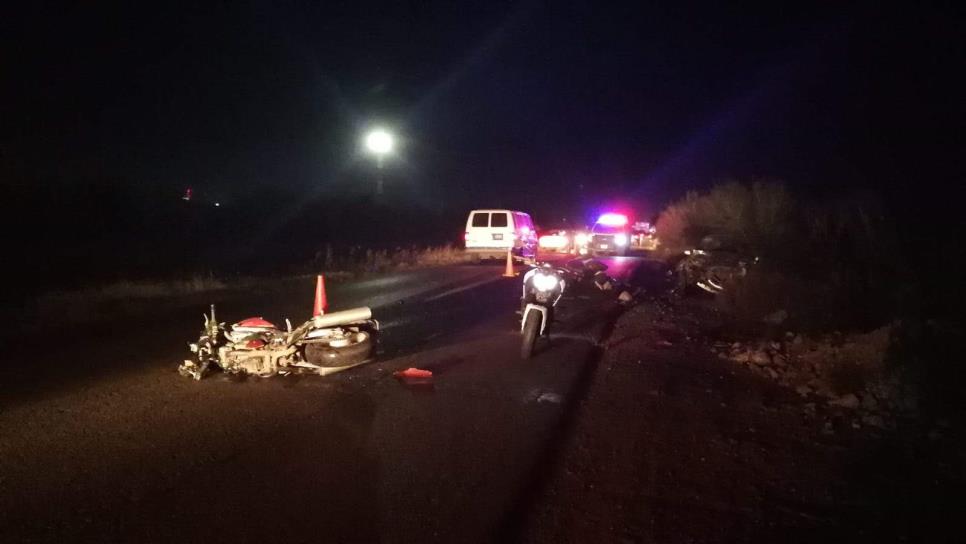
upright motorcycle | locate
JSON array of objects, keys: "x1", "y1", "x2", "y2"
[
  {"x1": 518, "y1": 258, "x2": 634, "y2": 359},
  {"x1": 519, "y1": 263, "x2": 569, "y2": 359}
]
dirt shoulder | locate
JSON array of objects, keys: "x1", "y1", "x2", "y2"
[{"x1": 525, "y1": 295, "x2": 963, "y2": 543}]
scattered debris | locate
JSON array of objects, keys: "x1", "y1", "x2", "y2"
[
  {"x1": 862, "y1": 414, "x2": 886, "y2": 429},
  {"x1": 829, "y1": 393, "x2": 860, "y2": 409},
  {"x1": 525, "y1": 388, "x2": 563, "y2": 404},
  {"x1": 537, "y1": 392, "x2": 563, "y2": 404},
  {"x1": 394, "y1": 367, "x2": 433, "y2": 379}
]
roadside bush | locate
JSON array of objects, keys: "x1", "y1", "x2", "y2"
[
  {"x1": 672, "y1": 181, "x2": 966, "y2": 424},
  {"x1": 656, "y1": 181, "x2": 796, "y2": 256},
  {"x1": 657, "y1": 181, "x2": 904, "y2": 332}
]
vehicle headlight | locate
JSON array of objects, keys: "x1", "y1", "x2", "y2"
[
  {"x1": 614, "y1": 233, "x2": 628, "y2": 246},
  {"x1": 574, "y1": 233, "x2": 589, "y2": 245},
  {"x1": 532, "y1": 273, "x2": 559, "y2": 292},
  {"x1": 539, "y1": 234, "x2": 567, "y2": 248}
]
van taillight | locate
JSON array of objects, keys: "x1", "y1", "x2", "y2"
[{"x1": 464, "y1": 231, "x2": 470, "y2": 240}]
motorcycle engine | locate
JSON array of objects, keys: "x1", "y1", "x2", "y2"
[{"x1": 219, "y1": 345, "x2": 296, "y2": 377}]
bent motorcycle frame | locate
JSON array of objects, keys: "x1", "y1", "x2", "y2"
[{"x1": 180, "y1": 305, "x2": 378, "y2": 379}]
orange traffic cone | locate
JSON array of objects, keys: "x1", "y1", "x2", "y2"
[
  {"x1": 313, "y1": 275, "x2": 328, "y2": 316},
  {"x1": 502, "y1": 249, "x2": 515, "y2": 277}
]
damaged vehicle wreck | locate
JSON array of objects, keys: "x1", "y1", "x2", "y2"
[{"x1": 178, "y1": 289, "x2": 378, "y2": 380}]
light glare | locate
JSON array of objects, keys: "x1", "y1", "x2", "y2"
[
  {"x1": 365, "y1": 129, "x2": 394, "y2": 154},
  {"x1": 533, "y1": 273, "x2": 559, "y2": 291},
  {"x1": 539, "y1": 234, "x2": 568, "y2": 248}
]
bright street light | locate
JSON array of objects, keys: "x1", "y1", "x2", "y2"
[
  {"x1": 365, "y1": 129, "x2": 394, "y2": 155},
  {"x1": 364, "y1": 128, "x2": 394, "y2": 195}
]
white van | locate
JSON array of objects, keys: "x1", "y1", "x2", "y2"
[{"x1": 464, "y1": 209, "x2": 537, "y2": 261}]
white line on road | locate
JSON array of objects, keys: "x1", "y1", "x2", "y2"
[{"x1": 424, "y1": 276, "x2": 506, "y2": 301}]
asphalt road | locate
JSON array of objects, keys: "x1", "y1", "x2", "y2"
[{"x1": 0, "y1": 256, "x2": 649, "y2": 543}]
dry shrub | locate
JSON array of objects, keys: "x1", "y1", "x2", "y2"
[
  {"x1": 658, "y1": 181, "x2": 903, "y2": 331},
  {"x1": 656, "y1": 181, "x2": 795, "y2": 255},
  {"x1": 654, "y1": 190, "x2": 699, "y2": 254},
  {"x1": 413, "y1": 245, "x2": 474, "y2": 266}
]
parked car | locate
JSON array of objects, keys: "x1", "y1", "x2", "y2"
[{"x1": 463, "y1": 209, "x2": 537, "y2": 261}]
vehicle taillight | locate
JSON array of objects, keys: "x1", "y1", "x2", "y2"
[{"x1": 464, "y1": 231, "x2": 470, "y2": 241}]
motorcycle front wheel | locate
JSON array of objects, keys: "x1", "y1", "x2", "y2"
[
  {"x1": 303, "y1": 330, "x2": 374, "y2": 367},
  {"x1": 521, "y1": 311, "x2": 541, "y2": 360}
]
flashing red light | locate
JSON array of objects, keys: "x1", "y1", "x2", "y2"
[{"x1": 597, "y1": 213, "x2": 628, "y2": 227}]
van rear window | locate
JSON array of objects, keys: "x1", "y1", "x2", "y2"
[
  {"x1": 471, "y1": 212, "x2": 489, "y2": 227},
  {"x1": 490, "y1": 212, "x2": 509, "y2": 227}
]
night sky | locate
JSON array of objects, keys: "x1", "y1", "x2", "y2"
[{"x1": 3, "y1": 1, "x2": 964, "y2": 222}]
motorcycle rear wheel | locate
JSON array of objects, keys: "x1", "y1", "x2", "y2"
[
  {"x1": 521, "y1": 311, "x2": 541, "y2": 360},
  {"x1": 303, "y1": 331, "x2": 374, "y2": 368}
]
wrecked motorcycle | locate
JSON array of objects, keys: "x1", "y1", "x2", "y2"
[
  {"x1": 673, "y1": 249, "x2": 755, "y2": 294},
  {"x1": 178, "y1": 304, "x2": 379, "y2": 380}
]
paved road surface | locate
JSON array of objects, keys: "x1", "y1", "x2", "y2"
[{"x1": 0, "y1": 257, "x2": 650, "y2": 542}]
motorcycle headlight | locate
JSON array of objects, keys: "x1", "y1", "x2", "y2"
[
  {"x1": 532, "y1": 272, "x2": 559, "y2": 292},
  {"x1": 614, "y1": 233, "x2": 628, "y2": 246}
]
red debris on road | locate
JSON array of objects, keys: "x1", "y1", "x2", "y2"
[{"x1": 394, "y1": 367, "x2": 433, "y2": 379}]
